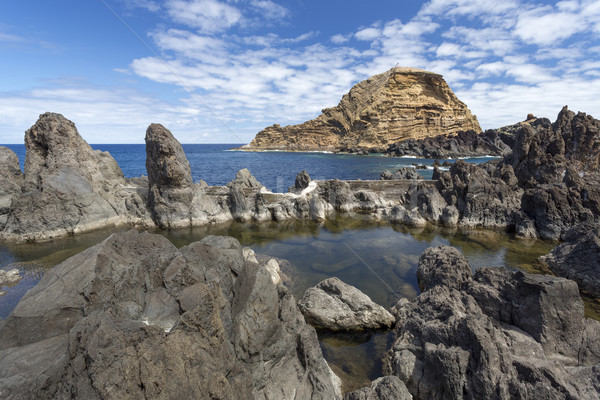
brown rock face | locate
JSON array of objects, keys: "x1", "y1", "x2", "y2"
[{"x1": 247, "y1": 67, "x2": 481, "y2": 151}]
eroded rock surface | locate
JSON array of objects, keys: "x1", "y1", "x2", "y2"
[
  {"x1": 299, "y1": 277, "x2": 395, "y2": 331},
  {"x1": 386, "y1": 246, "x2": 600, "y2": 400},
  {"x1": 0, "y1": 147, "x2": 23, "y2": 230},
  {"x1": 540, "y1": 222, "x2": 600, "y2": 297},
  {"x1": 380, "y1": 168, "x2": 423, "y2": 180},
  {"x1": 0, "y1": 230, "x2": 341, "y2": 399},
  {"x1": 344, "y1": 376, "x2": 412, "y2": 400},
  {"x1": 247, "y1": 67, "x2": 481, "y2": 151},
  {"x1": 1, "y1": 113, "x2": 149, "y2": 241}
]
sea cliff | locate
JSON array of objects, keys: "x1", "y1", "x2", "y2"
[{"x1": 245, "y1": 67, "x2": 481, "y2": 152}]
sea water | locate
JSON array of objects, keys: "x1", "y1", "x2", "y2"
[{"x1": 3, "y1": 143, "x2": 493, "y2": 191}]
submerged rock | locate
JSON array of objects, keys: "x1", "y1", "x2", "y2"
[
  {"x1": 0, "y1": 269, "x2": 21, "y2": 287},
  {"x1": 299, "y1": 277, "x2": 395, "y2": 331},
  {"x1": 0, "y1": 230, "x2": 340, "y2": 399},
  {"x1": 386, "y1": 246, "x2": 600, "y2": 400}
]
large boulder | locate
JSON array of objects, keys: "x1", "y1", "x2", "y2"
[
  {"x1": 0, "y1": 230, "x2": 340, "y2": 399},
  {"x1": 386, "y1": 246, "x2": 600, "y2": 400},
  {"x1": 1, "y1": 113, "x2": 148, "y2": 241},
  {"x1": 540, "y1": 222, "x2": 600, "y2": 297},
  {"x1": 298, "y1": 277, "x2": 395, "y2": 331}
]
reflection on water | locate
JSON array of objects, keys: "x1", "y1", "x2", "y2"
[{"x1": 0, "y1": 218, "x2": 577, "y2": 392}]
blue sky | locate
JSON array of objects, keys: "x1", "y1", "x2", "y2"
[{"x1": 1, "y1": 0, "x2": 599, "y2": 143}]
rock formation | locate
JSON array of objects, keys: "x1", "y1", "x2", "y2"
[
  {"x1": 245, "y1": 67, "x2": 481, "y2": 151},
  {"x1": 540, "y1": 222, "x2": 600, "y2": 297},
  {"x1": 145, "y1": 123, "x2": 228, "y2": 228},
  {"x1": 0, "y1": 147, "x2": 23, "y2": 231},
  {"x1": 380, "y1": 167, "x2": 423, "y2": 180},
  {"x1": 385, "y1": 127, "x2": 515, "y2": 158},
  {"x1": 344, "y1": 376, "x2": 412, "y2": 400},
  {"x1": 0, "y1": 113, "x2": 149, "y2": 241},
  {"x1": 298, "y1": 277, "x2": 395, "y2": 331},
  {"x1": 0, "y1": 230, "x2": 341, "y2": 399},
  {"x1": 385, "y1": 246, "x2": 600, "y2": 400}
]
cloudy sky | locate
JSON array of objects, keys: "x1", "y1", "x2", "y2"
[{"x1": 1, "y1": 0, "x2": 599, "y2": 143}]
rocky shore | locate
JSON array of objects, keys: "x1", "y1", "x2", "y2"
[{"x1": 2, "y1": 107, "x2": 599, "y2": 244}]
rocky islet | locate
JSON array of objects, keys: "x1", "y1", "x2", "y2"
[{"x1": 244, "y1": 67, "x2": 481, "y2": 152}]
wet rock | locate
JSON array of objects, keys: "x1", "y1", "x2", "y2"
[
  {"x1": 1, "y1": 113, "x2": 148, "y2": 242},
  {"x1": 386, "y1": 246, "x2": 600, "y2": 400},
  {"x1": 299, "y1": 277, "x2": 395, "y2": 331},
  {"x1": 344, "y1": 376, "x2": 412, "y2": 400},
  {"x1": 0, "y1": 230, "x2": 340, "y2": 399},
  {"x1": 380, "y1": 168, "x2": 423, "y2": 180},
  {"x1": 0, "y1": 268, "x2": 21, "y2": 287},
  {"x1": 540, "y1": 222, "x2": 600, "y2": 297}
]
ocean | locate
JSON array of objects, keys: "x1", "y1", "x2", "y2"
[{"x1": 3, "y1": 143, "x2": 494, "y2": 191}]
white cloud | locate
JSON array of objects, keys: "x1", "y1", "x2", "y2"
[
  {"x1": 355, "y1": 27, "x2": 381, "y2": 41},
  {"x1": 250, "y1": 0, "x2": 288, "y2": 20},
  {"x1": 166, "y1": 0, "x2": 242, "y2": 32},
  {"x1": 331, "y1": 34, "x2": 351, "y2": 44},
  {"x1": 515, "y1": 8, "x2": 582, "y2": 46}
]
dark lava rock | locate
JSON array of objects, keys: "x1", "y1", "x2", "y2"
[
  {"x1": 540, "y1": 222, "x2": 600, "y2": 297},
  {"x1": 1, "y1": 113, "x2": 147, "y2": 241},
  {"x1": 0, "y1": 230, "x2": 341, "y2": 399},
  {"x1": 344, "y1": 376, "x2": 411, "y2": 400},
  {"x1": 0, "y1": 147, "x2": 23, "y2": 230},
  {"x1": 227, "y1": 168, "x2": 263, "y2": 189},
  {"x1": 298, "y1": 277, "x2": 395, "y2": 331},
  {"x1": 289, "y1": 170, "x2": 311, "y2": 193},
  {"x1": 145, "y1": 123, "x2": 196, "y2": 228},
  {"x1": 380, "y1": 168, "x2": 423, "y2": 180},
  {"x1": 386, "y1": 246, "x2": 600, "y2": 400},
  {"x1": 386, "y1": 129, "x2": 513, "y2": 159}
]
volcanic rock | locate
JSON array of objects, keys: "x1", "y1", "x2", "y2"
[
  {"x1": 386, "y1": 128, "x2": 513, "y2": 159},
  {"x1": 0, "y1": 268, "x2": 21, "y2": 287},
  {"x1": 380, "y1": 168, "x2": 423, "y2": 180},
  {"x1": 246, "y1": 67, "x2": 481, "y2": 151},
  {"x1": 146, "y1": 124, "x2": 231, "y2": 228},
  {"x1": 0, "y1": 230, "x2": 341, "y2": 399},
  {"x1": 540, "y1": 222, "x2": 600, "y2": 297},
  {"x1": 386, "y1": 246, "x2": 600, "y2": 400},
  {"x1": 344, "y1": 376, "x2": 412, "y2": 400},
  {"x1": 298, "y1": 277, "x2": 395, "y2": 331},
  {"x1": 0, "y1": 147, "x2": 23, "y2": 230},
  {"x1": 0, "y1": 113, "x2": 148, "y2": 242}
]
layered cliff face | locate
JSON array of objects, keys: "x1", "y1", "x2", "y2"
[{"x1": 247, "y1": 67, "x2": 481, "y2": 151}]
